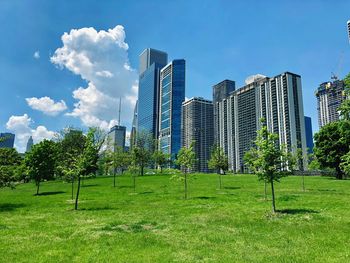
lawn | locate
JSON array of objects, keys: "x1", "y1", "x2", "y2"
[{"x1": 0, "y1": 173, "x2": 349, "y2": 262}]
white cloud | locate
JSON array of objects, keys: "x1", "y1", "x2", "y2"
[
  {"x1": 33, "y1": 51, "x2": 40, "y2": 59},
  {"x1": 51, "y1": 25, "x2": 138, "y2": 131},
  {"x1": 26, "y1": 96, "x2": 67, "y2": 116},
  {"x1": 6, "y1": 114, "x2": 55, "y2": 153}
]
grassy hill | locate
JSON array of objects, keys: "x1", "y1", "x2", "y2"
[{"x1": 0, "y1": 174, "x2": 349, "y2": 262}]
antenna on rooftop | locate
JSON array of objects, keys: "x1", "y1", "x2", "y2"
[{"x1": 118, "y1": 97, "x2": 122, "y2": 126}]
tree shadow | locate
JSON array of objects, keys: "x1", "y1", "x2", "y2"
[
  {"x1": 80, "y1": 206, "x2": 115, "y2": 211},
  {"x1": 193, "y1": 196, "x2": 217, "y2": 200},
  {"x1": 223, "y1": 186, "x2": 241, "y2": 190},
  {"x1": 278, "y1": 208, "x2": 319, "y2": 215},
  {"x1": 0, "y1": 203, "x2": 26, "y2": 212},
  {"x1": 139, "y1": 191, "x2": 154, "y2": 195},
  {"x1": 36, "y1": 191, "x2": 65, "y2": 196},
  {"x1": 118, "y1": 185, "x2": 133, "y2": 189}
]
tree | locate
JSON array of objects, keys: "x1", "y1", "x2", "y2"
[
  {"x1": 208, "y1": 145, "x2": 229, "y2": 189},
  {"x1": 74, "y1": 128, "x2": 100, "y2": 210},
  {"x1": 24, "y1": 140, "x2": 57, "y2": 195},
  {"x1": 174, "y1": 143, "x2": 197, "y2": 199},
  {"x1": 244, "y1": 122, "x2": 291, "y2": 213},
  {"x1": 131, "y1": 146, "x2": 151, "y2": 177},
  {"x1": 338, "y1": 73, "x2": 350, "y2": 120},
  {"x1": 128, "y1": 163, "x2": 139, "y2": 192},
  {"x1": 109, "y1": 147, "x2": 131, "y2": 187},
  {"x1": 152, "y1": 150, "x2": 169, "y2": 174},
  {"x1": 314, "y1": 121, "x2": 350, "y2": 179}
]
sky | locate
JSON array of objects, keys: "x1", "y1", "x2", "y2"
[{"x1": 1, "y1": 0, "x2": 350, "y2": 152}]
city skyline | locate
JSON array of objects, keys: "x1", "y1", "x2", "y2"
[{"x1": 1, "y1": 1, "x2": 350, "y2": 152}]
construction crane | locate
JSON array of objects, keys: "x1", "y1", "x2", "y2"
[{"x1": 331, "y1": 51, "x2": 344, "y2": 81}]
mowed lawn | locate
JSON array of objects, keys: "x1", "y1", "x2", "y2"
[{"x1": 0, "y1": 174, "x2": 350, "y2": 262}]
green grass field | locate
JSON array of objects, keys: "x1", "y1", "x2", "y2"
[{"x1": 0, "y1": 174, "x2": 350, "y2": 262}]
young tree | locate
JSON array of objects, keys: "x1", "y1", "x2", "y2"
[
  {"x1": 244, "y1": 122, "x2": 291, "y2": 213},
  {"x1": 74, "y1": 128, "x2": 100, "y2": 210},
  {"x1": 208, "y1": 145, "x2": 229, "y2": 189},
  {"x1": 128, "y1": 163, "x2": 139, "y2": 192},
  {"x1": 174, "y1": 143, "x2": 197, "y2": 199},
  {"x1": 152, "y1": 150, "x2": 169, "y2": 174},
  {"x1": 24, "y1": 140, "x2": 57, "y2": 195},
  {"x1": 109, "y1": 147, "x2": 131, "y2": 187},
  {"x1": 131, "y1": 146, "x2": 151, "y2": 177},
  {"x1": 314, "y1": 121, "x2": 350, "y2": 179}
]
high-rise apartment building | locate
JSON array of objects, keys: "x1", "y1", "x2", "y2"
[
  {"x1": 316, "y1": 80, "x2": 345, "y2": 128},
  {"x1": 159, "y1": 59, "x2": 185, "y2": 161},
  {"x1": 216, "y1": 72, "x2": 307, "y2": 172},
  {"x1": 138, "y1": 48, "x2": 168, "y2": 141},
  {"x1": 0, "y1": 133, "x2": 15, "y2": 148},
  {"x1": 212, "y1": 80, "x2": 235, "y2": 151},
  {"x1": 304, "y1": 116, "x2": 314, "y2": 154},
  {"x1": 108, "y1": 125, "x2": 126, "y2": 152},
  {"x1": 181, "y1": 97, "x2": 214, "y2": 172},
  {"x1": 26, "y1": 136, "x2": 33, "y2": 152}
]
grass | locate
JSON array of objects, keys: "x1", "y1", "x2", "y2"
[{"x1": 0, "y1": 173, "x2": 350, "y2": 262}]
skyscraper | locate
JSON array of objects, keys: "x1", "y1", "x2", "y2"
[
  {"x1": 0, "y1": 133, "x2": 15, "y2": 148},
  {"x1": 182, "y1": 97, "x2": 214, "y2": 172},
  {"x1": 26, "y1": 136, "x2": 33, "y2": 152},
  {"x1": 216, "y1": 72, "x2": 307, "y2": 172},
  {"x1": 138, "y1": 48, "x2": 168, "y2": 141},
  {"x1": 108, "y1": 125, "x2": 126, "y2": 152},
  {"x1": 130, "y1": 100, "x2": 138, "y2": 149},
  {"x1": 212, "y1": 80, "x2": 235, "y2": 151},
  {"x1": 304, "y1": 116, "x2": 314, "y2": 154},
  {"x1": 316, "y1": 80, "x2": 345, "y2": 128},
  {"x1": 159, "y1": 59, "x2": 186, "y2": 162}
]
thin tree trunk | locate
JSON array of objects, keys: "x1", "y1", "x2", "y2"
[
  {"x1": 184, "y1": 172, "x2": 187, "y2": 199},
  {"x1": 133, "y1": 176, "x2": 136, "y2": 192},
  {"x1": 113, "y1": 172, "x2": 116, "y2": 187},
  {"x1": 141, "y1": 165, "x2": 144, "y2": 176},
  {"x1": 270, "y1": 179, "x2": 276, "y2": 213},
  {"x1": 75, "y1": 175, "x2": 81, "y2": 210},
  {"x1": 302, "y1": 174, "x2": 305, "y2": 191},
  {"x1": 71, "y1": 179, "x2": 74, "y2": 200},
  {"x1": 264, "y1": 180, "x2": 267, "y2": 200},
  {"x1": 36, "y1": 181, "x2": 40, "y2": 195}
]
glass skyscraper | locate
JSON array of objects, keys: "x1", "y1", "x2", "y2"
[
  {"x1": 159, "y1": 59, "x2": 186, "y2": 161},
  {"x1": 304, "y1": 116, "x2": 314, "y2": 154},
  {"x1": 0, "y1": 133, "x2": 15, "y2": 148},
  {"x1": 138, "y1": 48, "x2": 168, "y2": 140}
]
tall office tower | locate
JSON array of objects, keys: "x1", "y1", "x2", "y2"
[
  {"x1": 159, "y1": 59, "x2": 185, "y2": 162},
  {"x1": 316, "y1": 80, "x2": 345, "y2": 128},
  {"x1": 216, "y1": 72, "x2": 307, "y2": 172},
  {"x1": 138, "y1": 48, "x2": 168, "y2": 142},
  {"x1": 347, "y1": 20, "x2": 350, "y2": 43},
  {"x1": 304, "y1": 116, "x2": 314, "y2": 154},
  {"x1": 26, "y1": 136, "x2": 34, "y2": 152},
  {"x1": 108, "y1": 125, "x2": 126, "y2": 152},
  {"x1": 0, "y1": 133, "x2": 15, "y2": 148},
  {"x1": 212, "y1": 80, "x2": 235, "y2": 152},
  {"x1": 130, "y1": 100, "x2": 138, "y2": 149},
  {"x1": 181, "y1": 97, "x2": 214, "y2": 173}
]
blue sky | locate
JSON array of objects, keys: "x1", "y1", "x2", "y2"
[{"x1": 1, "y1": 0, "x2": 350, "y2": 152}]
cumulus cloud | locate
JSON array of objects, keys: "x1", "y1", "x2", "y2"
[
  {"x1": 51, "y1": 25, "x2": 138, "y2": 130},
  {"x1": 33, "y1": 51, "x2": 40, "y2": 59},
  {"x1": 6, "y1": 114, "x2": 55, "y2": 153},
  {"x1": 26, "y1": 96, "x2": 67, "y2": 116}
]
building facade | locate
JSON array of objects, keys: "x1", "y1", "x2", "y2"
[
  {"x1": 159, "y1": 59, "x2": 186, "y2": 162},
  {"x1": 304, "y1": 116, "x2": 314, "y2": 154},
  {"x1": 216, "y1": 72, "x2": 307, "y2": 172},
  {"x1": 212, "y1": 80, "x2": 235, "y2": 151},
  {"x1": 181, "y1": 97, "x2": 214, "y2": 172},
  {"x1": 108, "y1": 125, "x2": 126, "y2": 152},
  {"x1": 138, "y1": 48, "x2": 168, "y2": 141},
  {"x1": 0, "y1": 133, "x2": 15, "y2": 148},
  {"x1": 26, "y1": 136, "x2": 34, "y2": 152},
  {"x1": 316, "y1": 80, "x2": 345, "y2": 128},
  {"x1": 347, "y1": 20, "x2": 350, "y2": 43}
]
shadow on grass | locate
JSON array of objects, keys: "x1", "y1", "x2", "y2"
[
  {"x1": 0, "y1": 203, "x2": 26, "y2": 212},
  {"x1": 139, "y1": 191, "x2": 154, "y2": 195},
  {"x1": 223, "y1": 186, "x2": 241, "y2": 190},
  {"x1": 36, "y1": 191, "x2": 65, "y2": 196},
  {"x1": 80, "y1": 206, "x2": 115, "y2": 211},
  {"x1": 118, "y1": 185, "x2": 133, "y2": 189},
  {"x1": 278, "y1": 208, "x2": 319, "y2": 214},
  {"x1": 193, "y1": 196, "x2": 217, "y2": 200}
]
